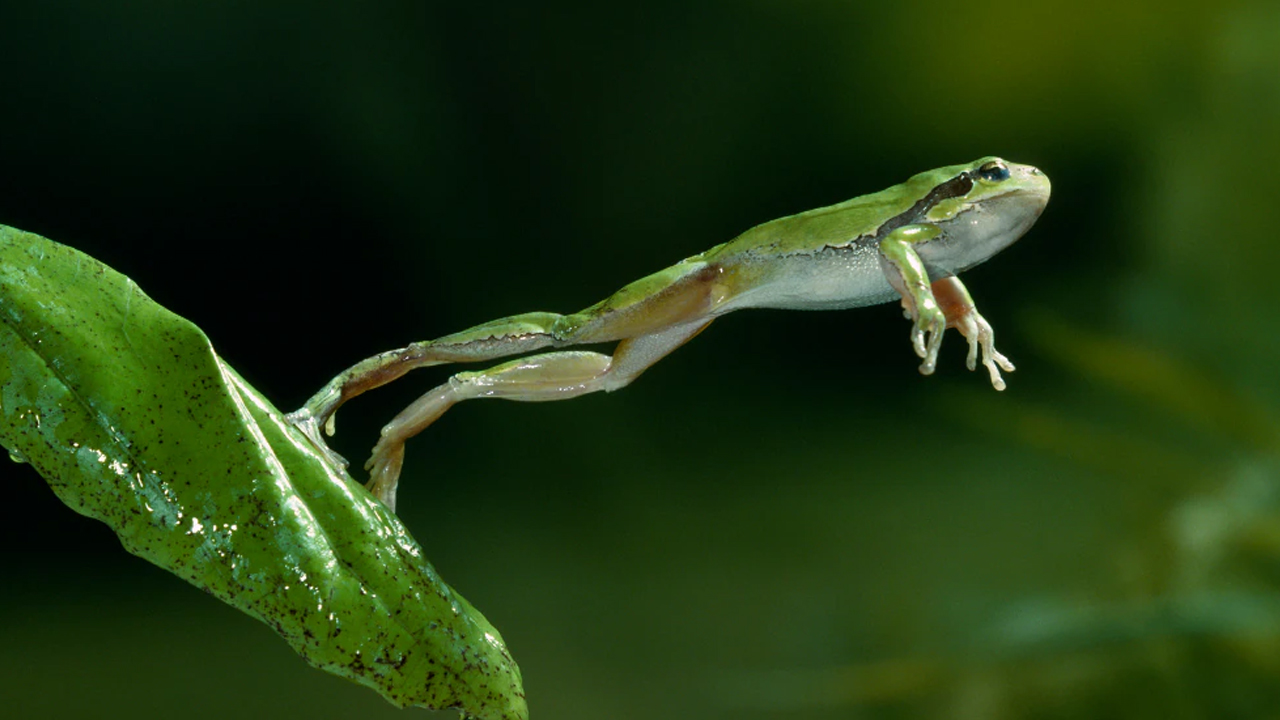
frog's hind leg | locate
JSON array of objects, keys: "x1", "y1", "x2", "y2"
[
  {"x1": 365, "y1": 318, "x2": 713, "y2": 511},
  {"x1": 289, "y1": 258, "x2": 729, "y2": 472},
  {"x1": 287, "y1": 311, "x2": 567, "y2": 466}
]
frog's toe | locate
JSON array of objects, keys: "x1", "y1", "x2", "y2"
[
  {"x1": 982, "y1": 342, "x2": 1015, "y2": 391},
  {"x1": 914, "y1": 309, "x2": 946, "y2": 375},
  {"x1": 364, "y1": 440, "x2": 405, "y2": 512},
  {"x1": 286, "y1": 408, "x2": 351, "y2": 470},
  {"x1": 910, "y1": 323, "x2": 928, "y2": 360},
  {"x1": 971, "y1": 315, "x2": 1014, "y2": 390}
]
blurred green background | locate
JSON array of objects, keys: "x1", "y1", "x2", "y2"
[{"x1": 4, "y1": 1, "x2": 1280, "y2": 718}]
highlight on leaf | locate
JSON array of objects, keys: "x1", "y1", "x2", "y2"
[{"x1": 0, "y1": 224, "x2": 527, "y2": 720}]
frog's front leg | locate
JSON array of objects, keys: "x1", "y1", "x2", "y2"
[
  {"x1": 878, "y1": 224, "x2": 1015, "y2": 390},
  {"x1": 878, "y1": 224, "x2": 948, "y2": 375},
  {"x1": 930, "y1": 275, "x2": 1015, "y2": 390}
]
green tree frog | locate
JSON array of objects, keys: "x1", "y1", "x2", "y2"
[{"x1": 290, "y1": 157, "x2": 1050, "y2": 510}]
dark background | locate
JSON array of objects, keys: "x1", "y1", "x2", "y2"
[{"x1": 4, "y1": 1, "x2": 1280, "y2": 718}]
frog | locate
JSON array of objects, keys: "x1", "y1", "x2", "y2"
[{"x1": 288, "y1": 157, "x2": 1050, "y2": 510}]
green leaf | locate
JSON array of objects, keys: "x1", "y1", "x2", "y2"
[{"x1": 0, "y1": 225, "x2": 526, "y2": 720}]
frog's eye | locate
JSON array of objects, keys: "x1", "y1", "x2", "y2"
[{"x1": 978, "y1": 160, "x2": 1010, "y2": 182}]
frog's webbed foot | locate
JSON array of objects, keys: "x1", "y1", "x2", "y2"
[
  {"x1": 930, "y1": 276, "x2": 1015, "y2": 390},
  {"x1": 905, "y1": 299, "x2": 948, "y2": 377},
  {"x1": 285, "y1": 383, "x2": 351, "y2": 471},
  {"x1": 364, "y1": 437, "x2": 405, "y2": 512},
  {"x1": 357, "y1": 382, "x2": 455, "y2": 514},
  {"x1": 950, "y1": 304, "x2": 1014, "y2": 390}
]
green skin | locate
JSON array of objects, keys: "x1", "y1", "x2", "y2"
[
  {"x1": 0, "y1": 227, "x2": 526, "y2": 720},
  {"x1": 290, "y1": 157, "x2": 1052, "y2": 510}
]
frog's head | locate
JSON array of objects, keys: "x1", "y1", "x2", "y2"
[{"x1": 913, "y1": 156, "x2": 1051, "y2": 278}]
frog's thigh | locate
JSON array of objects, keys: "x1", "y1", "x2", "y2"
[
  {"x1": 381, "y1": 319, "x2": 712, "y2": 436},
  {"x1": 553, "y1": 261, "x2": 727, "y2": 344},
  {"x1": 366, "y1": 319, "x2": 712, "y2": 509}
]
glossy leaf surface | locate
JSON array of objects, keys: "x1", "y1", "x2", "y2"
[{"x1": 0, "y1": 225, "x2": 525, "y2": 720}]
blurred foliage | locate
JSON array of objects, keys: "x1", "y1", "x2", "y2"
[{"x1": 2, "y1": 1, "x2": 1280, "y2": 718}]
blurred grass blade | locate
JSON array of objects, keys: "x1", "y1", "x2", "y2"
[
  {"x1": 0, "y1": 225, "x2": 526, "y2": 720},
  {"x1": 1024, "y1": 312, "x2": 1280, "y2": 454},
  {"x1": 943, "y1": 387, "x2": 1215, "y2": 482}
]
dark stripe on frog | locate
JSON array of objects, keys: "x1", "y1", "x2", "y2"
[{"x1": 874, "y1": 171, "x2": 975, "y2": 241}]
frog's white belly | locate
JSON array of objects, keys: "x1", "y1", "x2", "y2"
[{"x1": 720, "y1": 246, "x2": 898, "y2": 313}]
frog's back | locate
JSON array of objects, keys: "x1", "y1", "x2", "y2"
[{"x1": 703, "y1": 161, "x2": 976, "y2": 262}]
